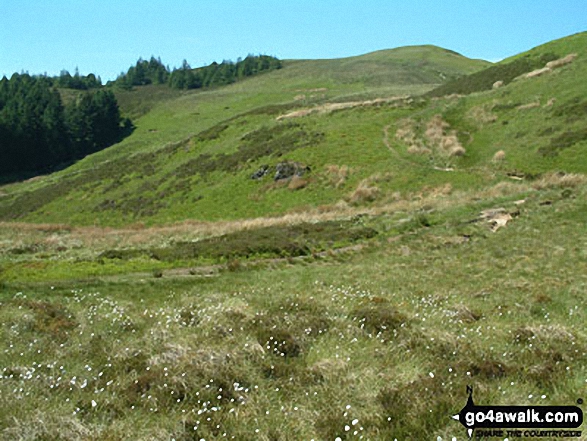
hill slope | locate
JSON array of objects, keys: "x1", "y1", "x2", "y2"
[
  {"x1": 0, "y1": 45, "x2": 489, "y2": 226},
  {"x1": 1, "y1": 33, "x2": 586, "y2": 226},
  {"x1": 1, "y1": 33, "x2": 586, "y2": 440}
]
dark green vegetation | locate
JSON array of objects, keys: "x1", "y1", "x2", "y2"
[
  {"x1": 425, "y1": 52, "x2": 558, "y2": 97},
  {"x1": 0, "y1": 32, "x2": 586, "y2": 440},
  {"x1": 113, "y1": 54, "x2": 282, "y2": 90},
  {"x1": 0, "y1": 54, "x2": 281, "y2": 182},
  {"x1": 99, "y1": 220, "x2": 377, "y2": 263},
  {"x1": 55, "y1": 69, "x2": 103, "y2": 90},
  {"x1": 0, "y1": 74, "x2": 129, "y2": 180}
]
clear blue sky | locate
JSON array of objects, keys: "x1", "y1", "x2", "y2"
[{"x1": 1, "y1": 0, "x2": 585, "y2": 81}]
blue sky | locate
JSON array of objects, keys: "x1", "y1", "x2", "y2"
[{"x1": 1, "y1": 0, "x2": 585, "y2": 81}]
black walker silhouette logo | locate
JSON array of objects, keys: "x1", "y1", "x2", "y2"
[{"x1": 453, "y1": 386, "x2": 583, "y2": 438}]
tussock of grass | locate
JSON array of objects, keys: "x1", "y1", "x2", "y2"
[
  {"x1": 516, "y1": 101, "x2": 541, "y2": 110},
  {"x1": 466, "y1": 104, "x2": 497, "y2": 127},
  {"x1": 16, "y1": 299, "x2": 78, "y2": 340},
  {"x1": 531, "y1": 172, "x2": 587, "y2": 189},
  {"x1": 351, "y1": 299, "x2": 407, "y2": 334},
  {"x1": 545, "y1": 53, "x2": 577, "y2": 69},
  {"x1": 324, "y1": 164, "x2": 351, "y2": 188},
  {"x1": 492, "y1": 150, "x2": 506, "y2": 162},
  {"x1": 347, "y1": 179, "x2": 380, "y2": 205}
]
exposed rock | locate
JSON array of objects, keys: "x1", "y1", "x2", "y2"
[
  {"x1": 274, "y1": 161, "x2": 310, "y2": 181},
  {"x1": 251, "y1": 164, "x2": 270, "y2": 180}
]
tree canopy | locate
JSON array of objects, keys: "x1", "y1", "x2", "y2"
[
  {"x1": 0, "y1": 74, "x2": 130, "y2": 179},
  {"x1": 113, "y1": 57, "x2": 170, "y2": 89},
  {"x1": 168, "y1": 55, "x2": 282, "y2": 90},
  {"x1": 113, "y1": 54, "x2": 282, "y2": 90},
  {"x1": 0, "y1": 52, "x2": 282, "y2": 180}
]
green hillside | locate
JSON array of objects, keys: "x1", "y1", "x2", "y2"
[
  {"x1": 0, "y1": 45, "x2": 490, "y2": 226},
  {"x1": 1, "y1": 34, "x2": 586, "y2": 440},
  {"x1": 2, "y1": 34, "x2": 585, "y2": 227}
]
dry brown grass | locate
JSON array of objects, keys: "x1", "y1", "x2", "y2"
[
  {"x1": 0, "y1": 221, "x2": 72, "y2": 233},
  {"x1": 525, "y1": 67, "x2": 551, "y2": 79},
  {"x1": 531, "y1": 172, "x2": 587, "y2": 190},
  {"x1": 544, "y1": 97, "x2": 556, "y2": 108},
  {"x1": 478, "y1": 180, "x2": 529, "y2": 199},
  {"x1": 423, "y1": 115, "x2": 466, "y2": 157},
  {"x1": 277, "y1": 96, "x2": 410, "y2": 120},
  {"x1": 397, "y1": 116, "x2": 468, "y2": 159},
  {"x1": 546, "y1": 53, "x2": 577, "y2": 69},
  {"x1": 5, "y1": 170, "x2": 577, "y2": 259},
  {"x1": 395, "y1": 118, "x2": 418, "y2": 144},
  {"x1": 324, "y1": 164, "x2": 350, "y2": 188},
  {"x1": 492, "y1": 150, "x2": 506, "y2": 162},
  {"x1": 448, "y1": 145, "x2": 466, "y2": 157},
  {"x1": 288, "y1": 175, "x2": 309, "y2": 190},
  {"x1": 468, "y1": 105, "x2": 497, "y2": 126},
  {"x1": 407, "y1": 145, "x2": 431, "y2": 155},
  {"x1": 418, "y1": 183, "x2": 453, "y2": 199},
  {"x1": 440, "y1": 134, "x2": 459, "y2": 151},
  {"x1": 347, "y1": 179, "x2": 380, "y2": 205},
  {"x1": 424, "y1": 115, "x2": 448, "y2": 145},
  {"x1": 516, "y1": 101, "x2": 541, "y2": 111}
]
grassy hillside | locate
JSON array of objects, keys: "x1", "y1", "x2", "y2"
[
  {"x1": 0, "y1": 34, "x2": 586, "y2": 440},
  {"x1": 3, "y1": 33, "x2": 586, "y2": 227},
  {"x1": 0, "y1": 45, "x2": 489, "y2": 227},
  {"x1": 1, "y1": 171, "x2": 586, "y2": 440}
]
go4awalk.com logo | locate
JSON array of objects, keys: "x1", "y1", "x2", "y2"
[{"x1": 453, "y1": 386, "x2": 583, "y2": 438}]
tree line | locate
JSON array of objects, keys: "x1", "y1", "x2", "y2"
[
  {"x1": 113, "y1": 54, "x2": 282, "y2": 90},
  {"x1": 0, "y1": 73, "x2": 131, "y2": 178},
  {"x1": 0, "y1": 53, "x2": 282, "y2": 180}
]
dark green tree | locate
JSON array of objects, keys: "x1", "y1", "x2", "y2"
[{"x1": 0, "y1": 73, "x2": 129, "y2": 179}]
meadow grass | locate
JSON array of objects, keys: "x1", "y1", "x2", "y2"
[
  {"x1": 1, "y1": 34, "x2": 586, "y2": 440},
  {"x1": 1, "y1": 176, "x2": 586, "y2": 440}
]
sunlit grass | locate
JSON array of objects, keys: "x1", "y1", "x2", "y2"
[{"x1": 1, "y1": 179, "x2": 586, "y2": 439}]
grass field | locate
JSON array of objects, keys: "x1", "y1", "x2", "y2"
[{"x1": 0, "y1": 33, "x2": 586, "y2": 440}]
